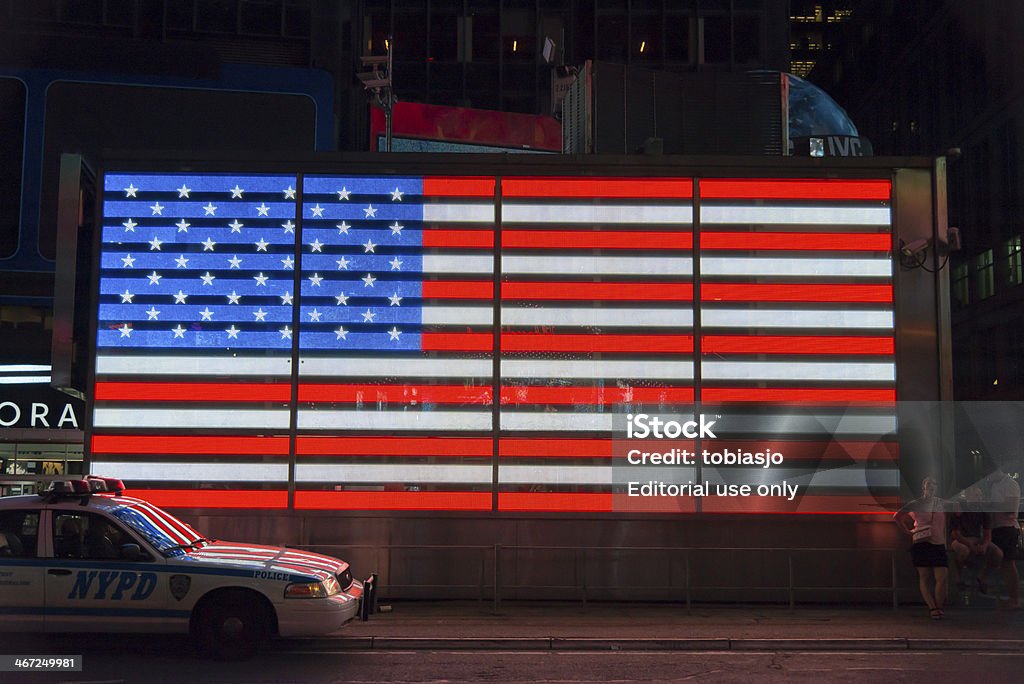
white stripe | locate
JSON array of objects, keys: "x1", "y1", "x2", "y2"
[
  {"x1": 422, "y1": 203, "x2": 495, "y2": 223},
  {"x1": 91, "y1": 461, "x2": 289, "y2": 482},
  {"x1": 502, "y1": 307, "x2": 693, "y2": 328},
  {"x1": 297, "y1": 409, "x2": 491, "y2": 431},
  {"x1": 499, "y1": 464, "x2": 612, "y2": 486},
  {"x1": 504, "y1": 255, "x2": 692, "y2": 275},
  {"x1": 504, "y1": 203, "x2": 693, "y2": 224},
  {"x1": 715, "y1": 413, "x2": 897, "y2": 436},
  {"x1": 0, "y1": 376, "x2": 51, "y2": 384},
  {"x1": 701, "y1": 257, "x2": 892, "y2": 277},
  {"x1": 96, "y1": 355, "x2": 292, "y2": 376},
  {"x1": 0, "y1": 364, "x2": 50, "y2": 372},
  {"x1": 91, "y1": 408, "x2": 290, "y2": 429},
  {"x1": 422, "y1": 254, "x2": 494, "y2": 274},
  {"x1": 501, "y1": 411, "x2": 614, "y2": 432},
  {"x1": 705, "y1": 467, "x2": 900, "y2": 489},
  {"x1": 422, "y1": 306, "x2": 494, "y2": 326},
  {"x1": 299, "y1": 357, "x2": 491, "y2": 378},
  {"x1": 703, "y1": 361, "x2": 895, "y2": 382},
  {"x1": 503, "y1": 359, "x2": 693, "y2": 380},
  {"x1": 701, "y1": 205, "x2": 891, "y2": 226},
  {"x1": 701, "y1": 308, "x2": 894, "y2": 329},
  {"x1": 295, "y1": 463, "x2": 492, "y2": 484}
]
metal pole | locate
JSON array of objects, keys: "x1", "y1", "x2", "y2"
[
  {"x1": 685, "y1": 552, "x2": 691, "y2": 614},
  {"x1": 891, "y1": 552, "x2": 899, "y2": 611},
  {"x1": 788, "y1": 553, "x2": 795, "y2": 612},
  {"x1": 493, "y1": 544, "x2": 501, "y2": 614},
  {"x1": 385, "y1": 36, "x2": 393, "y2": 152}
]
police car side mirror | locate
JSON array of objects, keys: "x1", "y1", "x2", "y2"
[{"x1": 120, "y1": 543, "x2": 142, "y2": 561}]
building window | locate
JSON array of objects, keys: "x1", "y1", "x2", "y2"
[
  {"x1": 952, "y1": 262, "x2": 969, "y2": 308},
  {"x1": 975, "y1": 249, "x2": 995, "y2": 300},
  {"x1": 0, "y1": 77, "x2": 25, "y2": 259},
  {"x1": 1007, "y1": 236, "x2": 1023, "y2": 287}
]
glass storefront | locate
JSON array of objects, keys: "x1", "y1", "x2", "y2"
[{"x1": 0, "y1": 442, "x2": 85, "y2": 495}]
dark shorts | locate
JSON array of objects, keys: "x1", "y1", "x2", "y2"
[
  {"x1": 911, "y1": 542, "x2": 948, "y2": 568},
  {"x1": 992, "y1": 526, "x2": 1020, "y2": 561}
]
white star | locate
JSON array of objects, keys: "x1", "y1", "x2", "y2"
[
  {"x1": 308, "y1": 308, "x2": 323, "y2": 322},
  {"x1": 337, "y1": 187, "x2": 351, "y2": 200},
  {"x1": 335, "y1": 292, "x2": 349, "y2": 305},
  {"x1": 150, "y1": 202, "x2": 164, "y2": 216},
  {"x1": 310, "y1": 239, "x2": 323, "y2": 252},
  {"x1": 173, "y1": 290, "x2": 188, "y2": 304},
  {"x1": 146, "y1": 306, "x2": 160, "y2": 320},
  {"x1": 175, "y1": 255, "x2": 189, "y2": 268},
  {"x1": 361, "y1": 309, "x2": 376, "y2": 323},
  {"x1": 255, "y1": 238, "x2": 269, "y2": 251},
  {"x1": 308, "y1": 273, "x2": 323, "y2": 287},
  {"x1": 176, "y1": 219, "x2": 190, "y2": 232},
  {"x1": 230, "y1": 185, "x2": 244, "y2": 198},
  {"x1": 389, "y1": 221, "x2": 403, "y2": 235},
  {"x1": 148, "y1": 236, "x2": 163, "y2": 251},
  {"x1": 337, "y1": 221, "x2": 350, "y2": 234},
  {"x1": 363, "y1": 204, "x2": 377, "y2": 218},
  {"x1": 118, "y1": 323, "x2": 132, "y2": 338},
  {"x1": 256, "y1": 203, "x2": 270, "y2": 216},
  {"x1": 225, "y1": 325, "x2": 240, "y2": 339},
  {"x1": 124, "y1": 184, "x2": 138, "y2": 197},
  {"x1": 227, "y1": 291, "x2": 241, "y2": 304},
  {"x1": 172, "y1": 324, "x2": 186, "y2": 338},
  {"x1": 254, "y1": 272, "x2": 270, "y2": 286},
  {"x1": 228, "y1": 255, "x2": 242, "y2": 269},
  {"x1": 121, "y1": 254, "x2": 136, "y2": 268},
  {"x1": 336, "y1": 256, "x2": 350, "y2": 270},
  {"x1": 253, "y1": 308, "x2": 267, "y2": 322},
  {"x1": 280, "y1": 325, "x2": 293, "y2": 339},
  {"x1": 388, "y1": 327, "x2": 402, "y2": 341},
  {"x1": 177, "y1": 184, "x2": 191, "y2": 198},
  {"x1": 362, "y1": 273, "x2": 376, "y2": 287},
  {"x1": 201, "y1": 237, "x2": 216, "y2": 251},
  {"x1": 200, "y1": 272, "x2": 216, "y2": 286},
  {"x1": 389, "y1": 257, "x2": 402, "y2": 270},
  {"x1": 388, "y1": 292, "x2": 403, "y2": 306},
  {"x1": 119, "y1": 290, "x2": 134, "y2": 303},
  {"x1": 282, "y1": 220, "x2": 295, "y2": 234},
  {"x1": 363, "y1": 240, "x2": 376, "y2": 253},
  {"x1": 228, "y1": 220, "x2": 244, "y2": 233},
  {"x1": 284, "y1": 186, "x2": 296, "y2": 199},
  {"x1": 335, "y1": 326, "x2": 348, "y2": 340},
  {"x1": 310, "y1": 204, "x2": 325, "y2": 218},
  {"x1": 280, "y1": 292, "x2": 293, "y2": 305},
  {"x1": 122, "y1": 218, "x2": 137, "y2": 232},
  {"x1": 390, "y1": 187, "x2": 404, "y2": 201},
  {"x1": 203, "y1": 202, "x2": 217, "y2": 216},
  {"x1": 281, "y1": 255, "x2": 294, "y2": 270},
  {"x1": 147, "y1": 271, "x2": 162, "y2": 285},
  {"x1": 199, "y1": 307, "x2": 214, "y2": 321}
]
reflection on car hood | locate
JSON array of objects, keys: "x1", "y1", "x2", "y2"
[{"x1": 174, "y1": 541, "x2": 348, "y2": 583}]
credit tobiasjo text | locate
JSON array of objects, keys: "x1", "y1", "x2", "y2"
[{"x1": 626, "y1": 413, "x2": 717, "y2": 439}]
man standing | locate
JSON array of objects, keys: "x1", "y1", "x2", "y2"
[{"x1": 990, "y1": 468, "x2": 1021, "y2": 609}]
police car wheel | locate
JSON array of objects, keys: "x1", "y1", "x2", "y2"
[{"x1": 194, "y1": 591, "x2": 271, "y2": 660}]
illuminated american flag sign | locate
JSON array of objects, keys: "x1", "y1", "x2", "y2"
[{"x1": 89, "y1": 170, "x2": 897, "y2": 514}]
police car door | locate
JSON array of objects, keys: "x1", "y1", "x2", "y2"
[
  {"x1": 44, "y1": 509, "x2": 170, "y2": 632},
  {"x1": 0, "y1": 507, "x2": 44, "y2": 631}
]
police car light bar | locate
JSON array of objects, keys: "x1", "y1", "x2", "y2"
[
  {"x1": 86, "y1": 475, "x2": 126, "y2": 496},
  {"x1": 41, "y1": 479, "x2": 93, "y2": 502}
]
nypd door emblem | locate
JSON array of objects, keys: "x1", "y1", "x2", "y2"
[{"x1": 169, "y1": 574, "x2": 191, "y2": 601}]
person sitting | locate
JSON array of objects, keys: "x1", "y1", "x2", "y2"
[
  {"x1": 950, "y1": 486, "x2": 1002, "y2": 593},
  {"x1": 84, "y1": 521, "x2": 120, "y2": 560},
  {"x1": 54, "y1": 517, "x2": 86, "y2": 559}
]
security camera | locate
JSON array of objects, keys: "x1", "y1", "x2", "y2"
[{"x1": 900, "y1": 238, "x2": 930, "y2": 258}]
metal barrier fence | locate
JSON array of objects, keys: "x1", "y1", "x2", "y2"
[{"x1": 292, "y1": 544, "x2": 908, "y2": 613}]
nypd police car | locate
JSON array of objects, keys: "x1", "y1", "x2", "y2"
[{"x1": 0, "y1": 476, "x2": 373, "y2": 658}]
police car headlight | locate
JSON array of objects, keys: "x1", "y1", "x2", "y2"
[{"x1": 284, "y1": 576, "x2": 340, "y2": 599}]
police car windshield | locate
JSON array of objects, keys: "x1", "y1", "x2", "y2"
[{"x1": 108, "y1": 503, "x2": 203, "y2": 556}]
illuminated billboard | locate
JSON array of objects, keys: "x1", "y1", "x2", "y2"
[{"x1": 90, "y1": 169, "x2": 896, "y2": 513}]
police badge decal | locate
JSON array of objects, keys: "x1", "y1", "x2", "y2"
[{"x1": 169, "y1": 575, "x2": 191, "y2": 601}]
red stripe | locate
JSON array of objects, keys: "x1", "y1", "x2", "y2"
[
  {"x1": 699, "y1": 178, "x2": 891, "y2": 201},
  {"x1": 298, "y1": 384, "x2": 492, "y2": 405},
  {"x1": 502, "y1": 333, "x2": 693, "y2": 353},
  {"x1": 125, "y1": 489, "x2": 289, "y2": 509},
  {"x1": 297, "y1": 436, "x2": 492, "y2": 457},
  {"x1": 702, "y1": 335, "x2": 894, "y2": 355},
  {"x1": 502, "y1": 281, "x2": 693, "y2": 301},
  {"x1": 93, "y1": 382, "x2": 291, "y2": 402},
  {"x1": 90, "y1": 435, "x2": 290, "y2": 456},
  {"x1": 503, "y1": 177, "x2": 693, "y2": 199},
  {"x1": 701, "y1": 283, "x2": 893, "y2": 303},
  {"x1": 500, "y1": 438, "x2": 615, "y2": 458},
  {"x1": 701, "y1": 232, "x2": 891, "y2": 252},
  {"x1": 704, "y1": 440, "x2": 899, "y2": 461},
  {"x1": 500, "y1": 386, "x2": 694, "y2": 406},
  {"x1": 295, "y1": 490, "x2": 492, "y2": 511},
  {"x1": 701, "y1": 495, "x2": 899, "y2": 514},
  {"x1": 422, "y1": 229, "x2": 494, "y2": 248},
  {"x1": 423, "y1": 177, "x2": 495, "y2": 197},
  {"x1": 701, "y1": 388, "x2": 897, "y2": 405},
  {"x1": 504, "y1": 230, "x2": 692, "y2": 250},
  {"x1": 498, "y1": 492, "x2": 614, "y2": 512},
  {"x1": 421, "y1": 332, "x2": 493, "y2": 351},
  {"x1": 421, "y1": 281, "x2": 493, "y2": 299}
]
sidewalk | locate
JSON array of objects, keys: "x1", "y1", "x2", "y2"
[{"x1": 285, "y1": 599, "x2": 1024, "y2": 652}]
